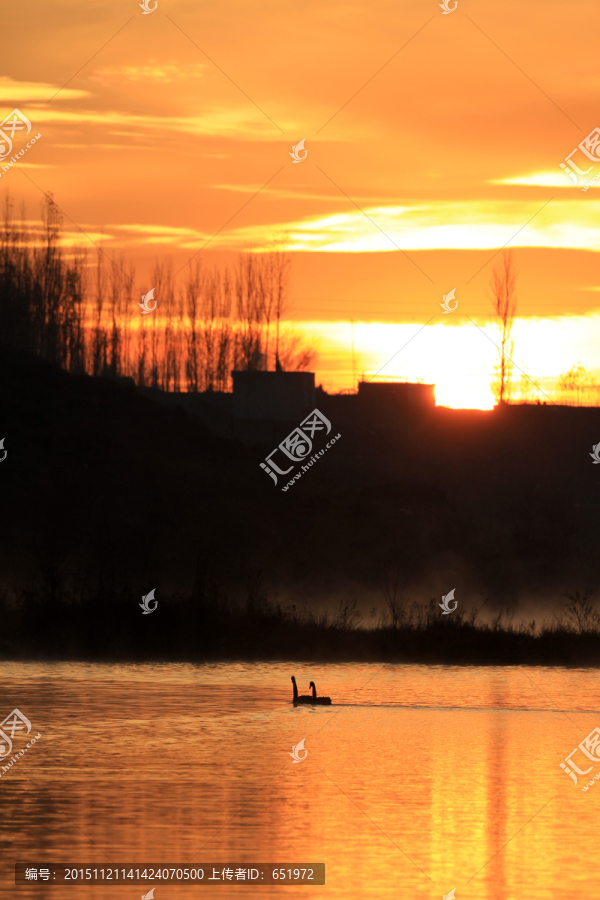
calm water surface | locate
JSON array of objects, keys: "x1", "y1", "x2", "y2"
[{"x1": 1, "y1": 662, "x2": 599, "y2": 900}]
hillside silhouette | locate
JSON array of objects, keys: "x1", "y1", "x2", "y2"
[{"x1": 1, "y1": 342, "x2": 600, "y2": 664}]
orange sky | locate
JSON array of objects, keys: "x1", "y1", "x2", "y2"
[{"x1": 2, "y1": 0, "x2": 600, "y2": 405}]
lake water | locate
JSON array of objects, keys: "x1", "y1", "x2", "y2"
[{"x1": 1, "y1": 662, "x2": 599, "y2": 900}]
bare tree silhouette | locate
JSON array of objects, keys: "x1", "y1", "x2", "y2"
[
  {"x1": 0, "y1": 193, "x2": 316, "y2": 391},
  {"x1": 490, "y1": 251, "x2": 518, "y2": 404},
  {"x1": 558, "y1": 362, "x2": 598, "y2": 406}
]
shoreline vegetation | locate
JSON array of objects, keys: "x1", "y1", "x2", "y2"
[{"x1": 1, "y1": 591, "x2": 600, "y2": 667}]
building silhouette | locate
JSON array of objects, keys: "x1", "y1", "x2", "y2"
[
  {"x1": 140, "y1": 369, "x2": 436, "y2": 444},
  {"x1": 232, "y1": 370, "x2": 316, "y2": 421}
]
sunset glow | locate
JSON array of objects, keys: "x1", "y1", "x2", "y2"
[
  {"x1": 298, "y1": 315, "x2": 600, "y2": 406},
  {"x1": 4, "y1": 6, "x2": 600, "y2": 900},
  {"x1": 2, "y1": 0, "x2": 600, "y2": 406}
]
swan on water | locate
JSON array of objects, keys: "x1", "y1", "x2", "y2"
[
  {"x1": 309, "y1": 680, "x2": 332, "y2": 705},
  {"x1": 291, "y1": 676, "x2": 312, "y2": 704}
]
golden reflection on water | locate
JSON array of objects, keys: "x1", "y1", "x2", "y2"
[{"x1": 0, "y1": 662, "x2": 598, "y2": 900}]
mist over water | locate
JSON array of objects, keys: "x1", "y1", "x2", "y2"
[{"x1": 1, "y1": 662, "x2": 598, "y2": 900}]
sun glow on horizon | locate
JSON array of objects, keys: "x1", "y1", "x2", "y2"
[
  {"x1": 299, "y1": 315, "x2": 600, "y2": 410},
  {"x1": 434, "y1": 378, "x2": 496, "y2": 410}
]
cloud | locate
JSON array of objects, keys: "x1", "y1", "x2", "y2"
[
  {"x1": 104, "y1": 223, "x2": 211, "y2": 247},
  {"x1": 26, "y1": 106, "x2": 279, "y2": 139},
  {"x1": 0, "y1": 76, "x2": 89, "y2": 102},
  {"x1": 211, "y1": 183, "x2": 396, "y2": 202},
  {"x1": 219, "y1": 200, "x2": 600, "y2": 253},
  {"x1": 494, "y1": 173, "x2": 593, "y2": 187},
  {"x1": 90, "y1": 62, "x2": 208, "y2": 84},
  {"x1": 68, "y1": 199, "x2": 600, "y2": 254}
]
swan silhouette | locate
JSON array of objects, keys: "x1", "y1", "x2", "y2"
[
  {"x1": 310, "y1": 681, "x2": 332, "y2": 705},
  {"x1": 291, "y1": 676, "x2": 313, "y2": 704}
]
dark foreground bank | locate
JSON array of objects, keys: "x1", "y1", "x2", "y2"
[
  {"x1": 3, "y1": 344, "x2": 600, "y2": 665},
  {"x1": 2, "y1": 591, "x2": 600, "y2": 666}
]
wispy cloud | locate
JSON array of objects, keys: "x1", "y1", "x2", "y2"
[
  {"x1": 90, "y1": 62, "x2": 208, "y2": 84},
  {"x1": 22, "y1": 106, "x2": 279, "y2": 139},
  {"x1": 221, "y1": 200, "x2": 600, "y2": 253},
  {"x1": 494, "y1": 173, "x2": 591, "y2": 188},
  {"x1": 67, "y1": 199, "x2": 600, "y2": 254},
  {"x1": 0, "y1": 76, "x2": 88, "y2": 102}
]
